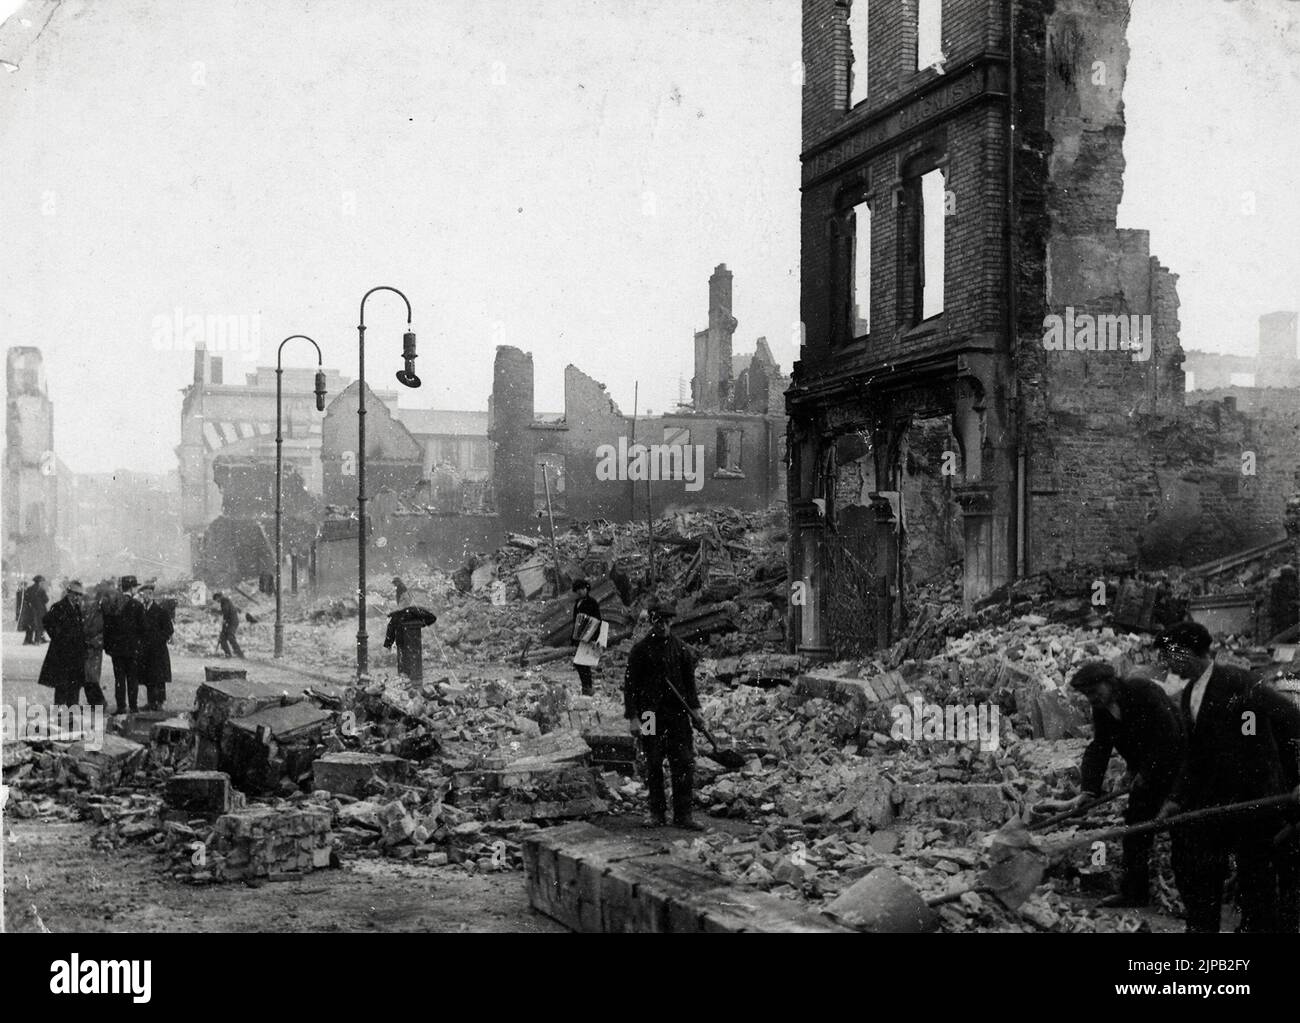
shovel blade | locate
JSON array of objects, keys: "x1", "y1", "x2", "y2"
[
  {"x1": 706, "y1": 749, "x2": 748, "y2": 771},
  {"x1": 981, "y1": 848, "x2": 1048, "y2": 911}
]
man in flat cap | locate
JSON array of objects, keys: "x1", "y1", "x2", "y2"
[
  {"x1": 623, "y1": 598, "x2": 702, "y2": 830},
  {"x1": 38, "y1": 580, "x2": 87, "y2": 706},
  {"x1": 1061, "y1": 660, "x2": 1187, "y2": 908}
]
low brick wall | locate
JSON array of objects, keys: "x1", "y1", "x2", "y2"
[{"x1": 523, "y1": 822, "x2": 852, "y2": 933}]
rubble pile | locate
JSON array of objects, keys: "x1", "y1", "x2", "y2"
[
  {"x1": 166, "y1": 804, "x2": 334, "y2": 883},
  {"x1": 3, "y1": 734, "x2": 150, "y2": 794}
]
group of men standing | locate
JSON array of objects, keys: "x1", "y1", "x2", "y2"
[
  {"x1": 1066, "y1": 620, "x2": 1300, "y2": 932},
  {"x1": 35, "y1": 575, "x2": 174, "y2": 714}
]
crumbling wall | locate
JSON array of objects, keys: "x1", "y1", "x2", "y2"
[
  {"x1": 490, "y1": 346, "x2": 537, "y2": 533},
  {"x1": 1144, "y1": 399, "x2": 1300, "y2": 564},
  {"x1": 692, "y1": 264, "x2": 737, "y2": 413},
  {"x1": 562, "y1": 364, "x2": 628, "y2": 522},
  {"x1": 1024, "y1": 0, "x2": 1194, "y2": 571}
]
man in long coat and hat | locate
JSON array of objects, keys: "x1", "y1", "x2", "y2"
[
  {"x1": 136, "y1": 582, "x2": 174, "y2": 711},
  {"x1": 38, "y1": 580, "x2": 88, "y2": 706}
]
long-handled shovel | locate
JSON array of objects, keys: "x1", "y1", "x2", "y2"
[
  {"x1": 1029, "y1": 788, "x2": 1129, "y2": 832},
  {"x1": 831, "y1": 792, "x2": 1300, "y2": 932},
  {"x1": 659, "y1": 675, "x2": 752, "y2": 771},
  {"x1": 960, "y1": 792, "x2": 1300, "y2": 911}
]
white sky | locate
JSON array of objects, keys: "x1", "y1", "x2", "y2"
[
  {"x1": 1, "y1": 0, "x2": 1297, "y2": 474},
  {"x1": 1119, "y1": 0, "x2": 1300, "y2": 357}
]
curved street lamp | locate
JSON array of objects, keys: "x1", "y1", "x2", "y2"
[
  {"x1": 356, "y1": 286, "x2": 420, "y2": 679},
  {"x1": 275, "y1": 335, "x2": 328, "y2": 658}
]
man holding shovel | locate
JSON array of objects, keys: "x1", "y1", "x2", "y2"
[
  {"x1": 624, "y1": 598, "x2": 702, "y2": 830},
  {"x1": 1057, "y1": 661, "x2": 1187, "y2": 909},
  {"x1": 1156, "y1": 621, "x2": 1300, "y2": 932}
]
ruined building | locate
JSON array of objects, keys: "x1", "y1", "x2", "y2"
[
  {"x1": 693, "y1": 263, "x2": 788, "y2": 417},
  {"x1": 788, "y1": 0, "x2": 1300, "y2": 658},
  {"x1": 314, "y1": 382, "x2": 498, "y2": 587},
  {"x1": 491, "y1": 266, "x2": 788, "y2": 534},
  {"x1": 1183, "y1": 312, "x2": 1300, "y2": 392},
  {"x1": 177, "y1": 347, "x2": 345, "y2": 584},
  {"x1": 3, "y1": 347, "x2": 58, "y2": 577}
]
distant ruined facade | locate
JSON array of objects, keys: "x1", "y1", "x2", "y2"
[
  {"x1": 4, "y1": 347, "x2": 58, "y2": 577},
  {"x1": 491, "y1": 265, "x2": 789, "y2": 535}
]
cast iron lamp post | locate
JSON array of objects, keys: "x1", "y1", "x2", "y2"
[
  {"x1": 275, "y1": 336, "x2": 327, "y2": 657},
  {"x1": 355, "y1": 286, "x2": 420, "y2": 679}
]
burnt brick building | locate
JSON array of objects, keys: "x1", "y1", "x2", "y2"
[{"x1": 787, "y1": 0, "x2": 1212, "y2": 657}]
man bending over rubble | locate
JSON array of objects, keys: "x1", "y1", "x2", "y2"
[
  {"x1": 624, "y1": 598, "x2": 702, "y2": 830},
  {"x1": 1062, "y1": 661, "x2": 1188, "y2": 909}
]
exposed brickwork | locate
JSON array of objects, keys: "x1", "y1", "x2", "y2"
[{"x1": 789, "y1": 0, "x2": 1298, "y2": 656}]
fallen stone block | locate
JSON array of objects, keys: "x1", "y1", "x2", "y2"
[
  {"x1": 59, "y1": 734, "x2": 147, "y2": 790},
  {"x1": 312, "y1": 751, "x2": 412, "y2": 797},
  {"x1": 193, "y1": 675, "x2": 300, "y2": 742},
  {"x1": 221, "y1": 702, "x2": 334, "y2": 794},
  {"x1": 165, "y1": 771, "x2": 233, "y2": 815}
]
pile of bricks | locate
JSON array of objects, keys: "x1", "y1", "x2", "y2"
[
  {"x1": 451, "y1": 731, "x2": 607, "y2": 821},
  {"x1": 312, "y1": 751, "x2": 413, "y2": 797},
  {"x1": 4, "y1": 735, "x2": 149, "y2": 794},
  {"x1": 171, "y1": 805, "x2": 334, "y2": 883}
]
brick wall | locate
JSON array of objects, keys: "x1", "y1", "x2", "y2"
[{"x1": 799, "y1": 1, "x2": 1010, "y2": 368}]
